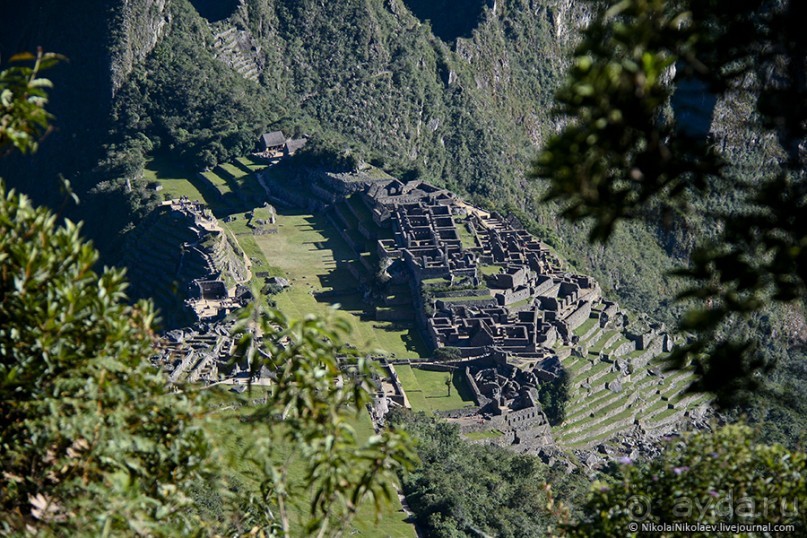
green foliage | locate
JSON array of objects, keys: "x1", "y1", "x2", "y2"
[
  {"x1": 229, "y1": 302, "x2": 419, "y2": 535},
  {"x1": 387, "y1": 409, "x2": 587, "y2": 537},
  {"x1": 0, "y1": 178, "x2": 418, "y2": 535},
  {"x1": 535, "y1": 0, "x2": 719, "y2": 242},
  {"x1": 0, "y1": 56, "x2": 417, "y2": 534},
  {"x1": 434, "y1": 346, "x2": 462, "y2": 361},
  {"x1": 262, "y1": 281, "x2": 287, "y2": 296},
  {"x1": 2, "y1": 2, "x2": 686, "y2": 338},
  {"x1": 290, "y1": 137, "x2": 361, "y2": 172},
  {"x1": 110, "y1": 0, "x2": 281, "y2": 172},
  {"x1": 538, "y1": 369, "x2": 570, "y2": 425},
  {"x1": 0, "y1": 49, "x2": 62, "y2": 156},
  {"x1": 534, "y1": 0, "x2": 807, "y2": 405},
  {"x1": 569, "y1": 425, "x2": 807, "y2": 536},
  {"x1": 0, "y1": 181, "x2": 216, "y2": 535}
]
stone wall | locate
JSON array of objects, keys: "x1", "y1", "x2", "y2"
[
  {"x1": 376, "y1": 307, "x2": 414, "y2": 321},
  {"x1": 436, "y1": 297, "x2": 497, "y2": 309},
  {"x1": 504, "y1": 406, "x2": 545, "y2": 429},
  {"x1": 498, "y1": 286, "x2": 531, "y2": 306},
  {"x1": 464, "y1": 366, "x2": 487, "y2": 406},
  {"x1": 565, "y1": 301, "x2": 592, "y2": 330},
  {"x1": 630, "y1": 335, "x2": 665, "y2": 370},
  {"x1": 534, "y1": 277, "x2": 560, "y2": 297}
]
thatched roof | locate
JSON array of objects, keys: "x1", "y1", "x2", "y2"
[
  {"x1": 284, "y1": 137, "x2": 308, "y2": 154},
  {"x1": 260, "y1": 131, "x2": 286, "y2": 148}
]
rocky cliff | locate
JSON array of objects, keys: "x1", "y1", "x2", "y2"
[{"x1": 110, "y1": 0, "x2": 172, "y2": 95}]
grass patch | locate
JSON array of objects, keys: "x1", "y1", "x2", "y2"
[
  {"x1": 235, "y1": 156, "x2": 268, "y2": 173},
  {"x1": 573, "y1": 317, "x2": 598, "y2": 338},
  {"x1": 202, "y1": 391, "x2": 414, "y2": 536},
  {"x1": 603, "y1": 336, "x2": 630, "y2": 355},
  {"x1": 252, "y1": 210, "x2": 428, "y2": 358},
  {"x1": 390, "y1": 364, "x2": 420, "y2": 389},
  {"x1": 464, "y1": 429, "x2": 504, "y2": 441},
  {"x1": 588, "y1": 331, "x2": 619, "y2": 354},
  {"x1": 251, "y1": 205, "x2": 275, "y2": 222},
  {"x1": 201, "y1": 170, "x2": 233, "y2": 196},
  {"x1": 218, "y1": 162, "x2": 250, "y2": 180},
  {"x1": 506, "y1": 296, "x2": 533, "y2": 309},
  {"x1": 144, "y1": 157, "x2": 209, "y2": 201},
  {"x1": 410, "y1": 368, "x2": 475, "y2": 412},
  {"x1": 438, "y1": 295, "x2": 493, "y2": 303},
  {"x1": 454, "y1": 220, "x2": 477, "y2": 249},
  {"x1": 394, "y1": 365, "x2": 475, "y2": 415}
]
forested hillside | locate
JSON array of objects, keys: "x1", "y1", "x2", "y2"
[
  {"x1": 3, "y1": 1, "x2": 806, "y2": 535},
  {"x1": 1, "y1": 0, "x2": 682, "y2": 323},
  {"x1": 1, "y1": 0, "x2": 803, "y2": 443}
]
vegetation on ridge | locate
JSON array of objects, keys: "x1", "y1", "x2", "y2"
[
  {"x1": 534, "y1": 0, "x2": 807, "y2": 412},
  {"x1": 0, "y1": 55, "x2": 417, "y2": 537},
  {"x1": 1, "y1": 0, "x2": 806, "y2": 535}
]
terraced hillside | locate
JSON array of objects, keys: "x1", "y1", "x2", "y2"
[
  {"x1": 123, "y1": 157, "x2": 265, "y2": 328},
  {"x1": 145, "y1": 157, "x2": 711, "y2": 457},
  {"x1": 263, "y1": 170, "x2": 714, "y2": 455},
  {"x1": 119, "y1": 206, "x2": 216, "y2": 328},
  {"x1": 554, "y1": 319, "x2": 710, "y2": 449}
]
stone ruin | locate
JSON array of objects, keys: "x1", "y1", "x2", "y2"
[
  {"x1": 152, "y1": 320, "x2": 275, "y2": 387},
  {"x1": 279, "y1": 172, "x2": 702, "y2": 458},
  {"x1": 153, "y1": 322, "x2": 237, "y2": 384},
  {"x1": 157, "y1": 197, "x2": 252, "y2": 323},
  {"x1": 162, "y1": 164, "x2": 709, "y2": 463}
]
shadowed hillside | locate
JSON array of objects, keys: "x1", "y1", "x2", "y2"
[
  {"x1": 403, "y1": 0, "x2": 491, "y2": 41},
  {"x1": 190, "y1": 0, "x2": 239, "y2": 22}
]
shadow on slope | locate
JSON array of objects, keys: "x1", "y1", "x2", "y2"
[
  {"x1": 189, "y1": 0, "x2": 239, "y2": 22},
  {"x1": 403, "y1": 0, "x2": 490, "y2": 42}
]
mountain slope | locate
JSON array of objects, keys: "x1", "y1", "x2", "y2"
[{"x1": 0, "y1": 0, "x2": 690, "y2": 327}]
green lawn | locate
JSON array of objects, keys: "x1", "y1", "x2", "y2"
[
  {"x1": 438, "y1": 295, "x2": 493, "y2": 303},
  {"x1": 454, "y1": 220, "x2": 477, "y2": 250},
  {"x1": 146, "y1": 160, "x2": 427, "y2": 358},
  {"x1": 251, "y1": 210, "x2": 427, "y2": 358},
  {"x1": 236, "y1": 155, "x2": 268, "y2": 173},
  {"x1": 144, "y1": 158, "x2": 209, "y2": 201},
  {"x1": 479, "y1": 264, "x2": 501, "y2": 276},
  {"x1": 218, "y1": 162, "x2": 250, "y2": 180},
  {"x1": 410, "y1": 368, "x2": 476, "y2": 413},
  {"x1": 145, "y1": 156, "x2": 266, "y2": 209},
  {"x1": 464, "y1": 429, "x2": 504, "y2": 441},
  {"x1": 145, "y1": 155, "x2": 266, "y2": 216},
  {"x1": 201, "y1": 170, "x2": 233, "y2": 195},
  {"x1": 390, "y1": 365, "x2": 476, "y2": 414},
  {"x1": 252, "y1": 205, "x2": 275, "y2": 221}
]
